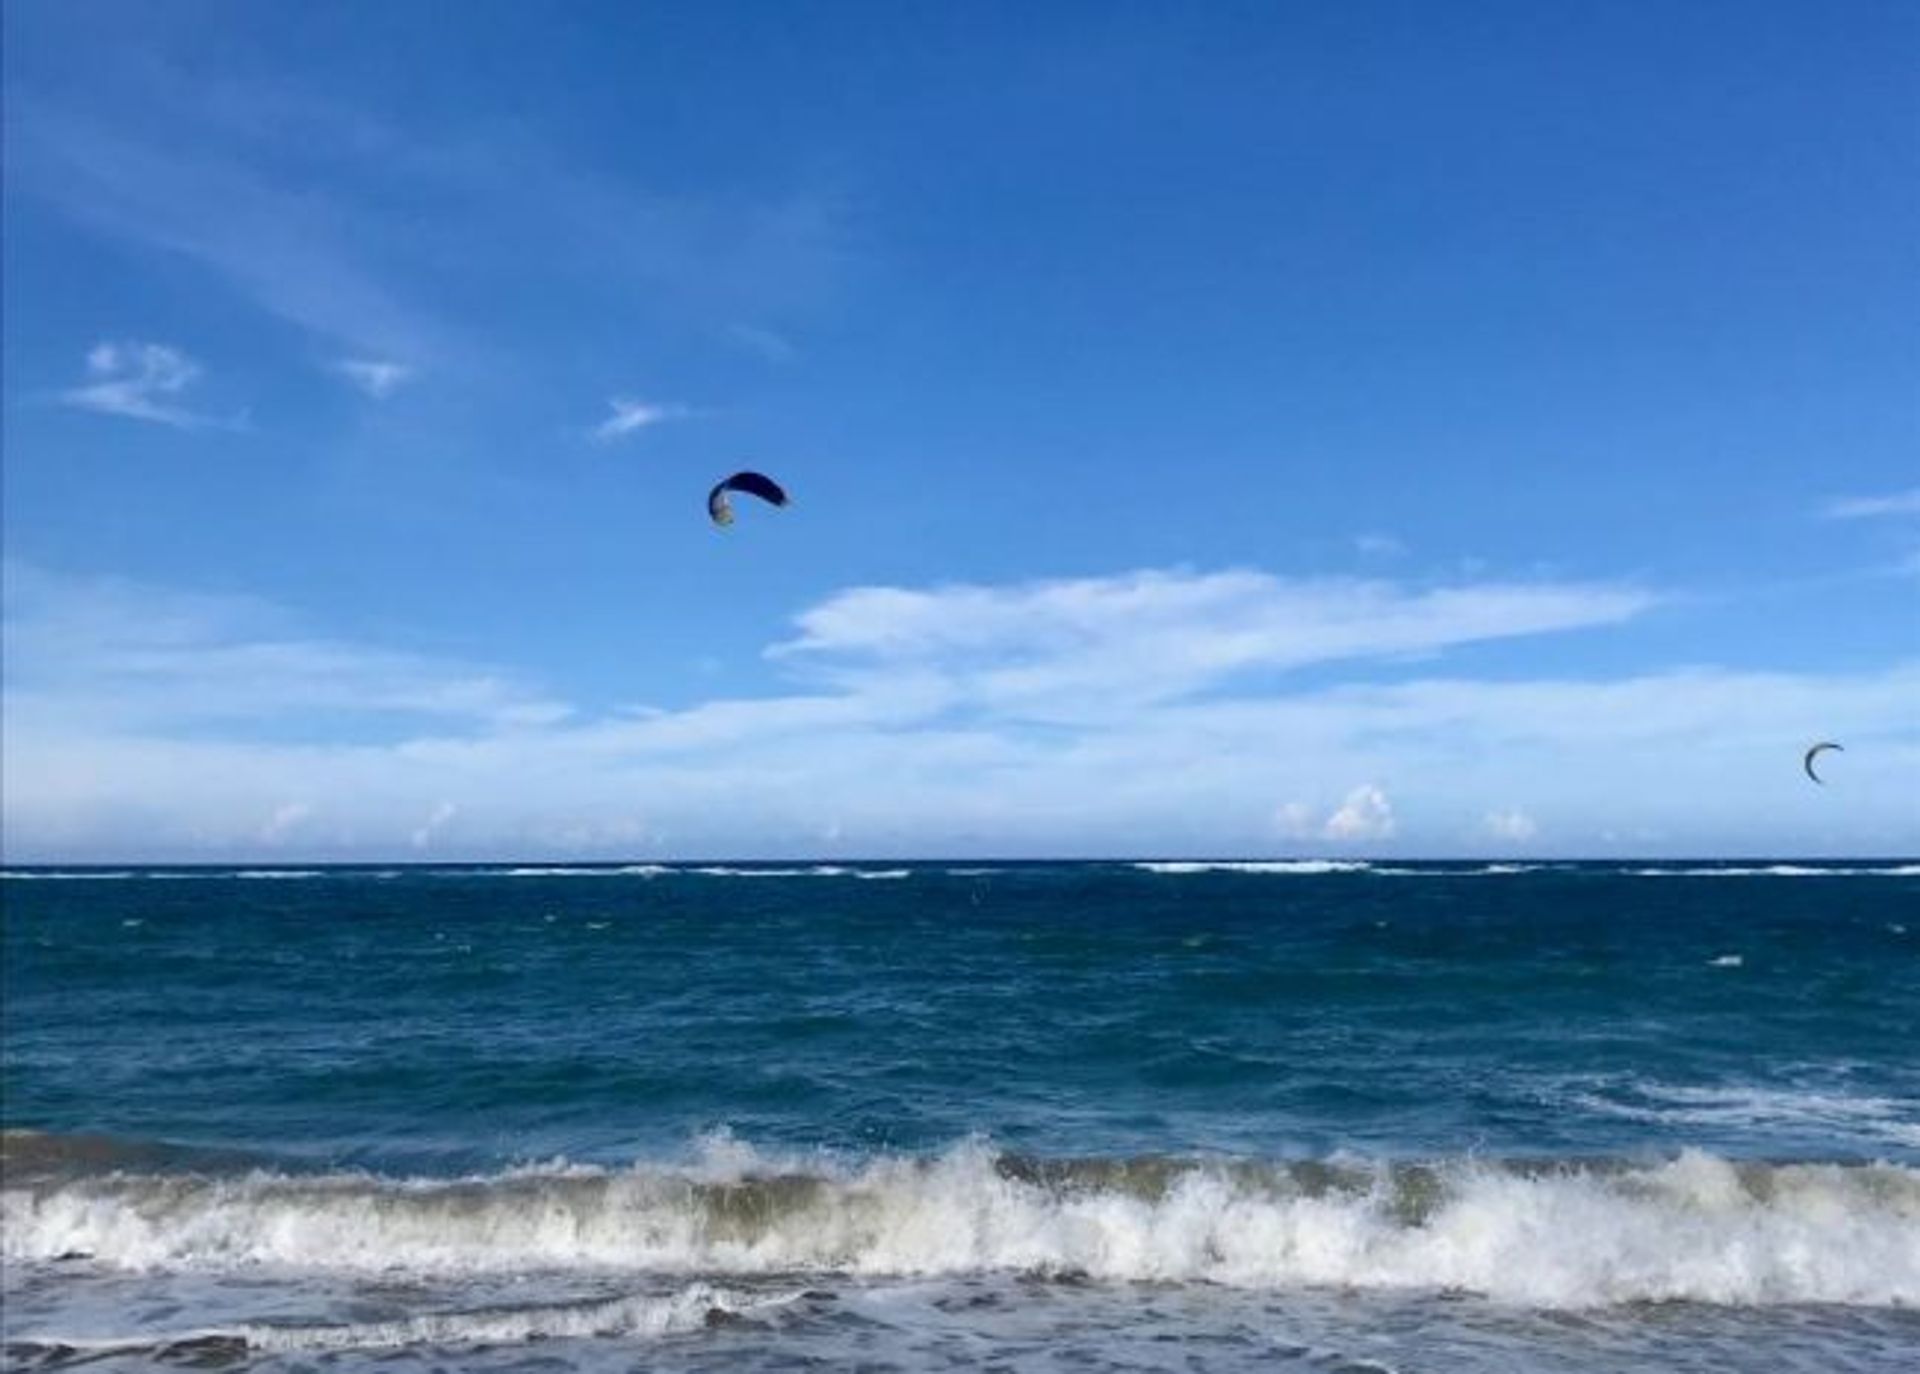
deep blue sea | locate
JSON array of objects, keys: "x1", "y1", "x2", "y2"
[{"x1": 4, "y1": 860, "x2": 1918, "y2": 1371}]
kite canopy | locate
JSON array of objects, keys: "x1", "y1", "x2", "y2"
[
  {"x1": 1803, "y1": 741, "x2": 1844, "y2": 784},
  {"x1": 708, "y1": 471, "x2": 789, "y2": 527}
]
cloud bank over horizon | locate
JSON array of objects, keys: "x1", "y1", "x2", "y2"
[{"x1": 4, "y1": 561, "x2": 1913, "y2": 862}]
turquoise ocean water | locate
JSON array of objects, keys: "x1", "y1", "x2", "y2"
[{"x1": 4, "y1": 861, "x2": 1917, "y2": 1370}]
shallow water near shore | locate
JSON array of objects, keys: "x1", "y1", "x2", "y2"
[{"x1": 5, "y1": 860, "x2": 1917, "y2": 1369}]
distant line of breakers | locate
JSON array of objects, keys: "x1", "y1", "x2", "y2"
[
  {"x1": 7, "y1": 1143, "x2": 1920, "y2": 1310},
  {"x1": 4, "y1": 861, "x2": 1918, "y2": 880}
]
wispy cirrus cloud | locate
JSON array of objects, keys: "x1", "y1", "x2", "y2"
[
  {"x1": 774, "y1": 569, "x2": 1654, "y2": 718},
  {"x1": 4, "y1": 563, "x2": 1915, "y2": 861},
  {"x1": 11, "y1": 103, "x2": 436, "y2": 362},
  {"x1": 592, "y1": 398, "x2": 689, "y2": 442},
  {"x1": 8, "y1": 67, "x2": 845, "y2": 370},
  {"x1": 1823, "y1": 488, "x2": 1920, "y2": 520},
  {"x1": 726, "y1": 323, "x2": 799, "y2": 362},
  {"x1": 334, "y1": 358, "x2": 413, "y2": 399},
  {"x1": 59, "y1": 341, "x2": 238, "y2": 430},
  {"x1": 1353, "y1": 532, "x2": 1406, "y2": 559},
  {"x1": 1, "y1": 562, "x2": 571, "y2": 737}
]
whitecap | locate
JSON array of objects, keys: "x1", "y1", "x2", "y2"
[
  {"x1": 9, "y1": 1143, "x2": 1917, "y2": 1309},
  {"x1": 1629, "y1": 864, "x2": 1918, "y2": 878},
  {"x1": 1134, "y1": 861, "x2": 1371, "y2": 875}
]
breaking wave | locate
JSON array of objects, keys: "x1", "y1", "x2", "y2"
[
  {"x1": 1628, "y1": 865, "x2": 1920, "y2": 878},
  {"x1": 1134, "y1": 861, "x2": 1373, "y2": 875},
  {"x1": 7, "y1": 1140, "x2": 1917, "y2": 1309},
  {"x1": 497, "y1": 865, "x2": 672, "y2": 878}
]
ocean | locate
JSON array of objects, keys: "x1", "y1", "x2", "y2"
[{"x1": 3, "y1": 860, "x2": 1917, "y2": 1371}]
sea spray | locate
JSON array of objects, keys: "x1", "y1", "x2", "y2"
[{"x1": 8, "y1": 1143, "x2": 1918, "y2": 1308}]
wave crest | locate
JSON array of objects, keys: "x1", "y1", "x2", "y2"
[
  {"x1": 1134, "y1": 861, "x2": 1371, "y2": 875},
  {"x1": 7, "y1": 1144, "x2": 1918, "y2": 1308}
]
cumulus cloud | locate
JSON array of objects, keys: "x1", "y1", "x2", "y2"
[
  {"x1": 1276, "y1": 790, "x2": 1398, "y2": 842},
  {"x1": 592, "y1": 397, "x2": 688, "y2": 442},
  {"x1": 1483, "y1": 808, "x2": 1539, "y2": 843},
  {"x1": 60, "y1": 341, "x2": 236, "y2": 429},
  {"x1": 410, "y1": 801, "x2": 459, "y2": 850},
  {"x1": 1824, "y1": 489, "x2": 1920, "y2": 520},
  {"x1": 335, "y1": 358, "x2": 412, "y2": 399},
  {"x1": 1323, "y1": 785, "x2": 1397, "y2": 841},
  {"x1": 4, "y1": 561, "x2": 1917, "y2": 861},
  {"x1": 258, "y1": 801, "x2": 313, "y2": 845}
]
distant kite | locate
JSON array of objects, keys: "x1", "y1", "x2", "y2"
[
  {"x1": 1803, "y1": 741, "x2": 1844, "y2": 785},
  {"x1": 707, "y1": 471, "x2": 789, "y2": 527}
]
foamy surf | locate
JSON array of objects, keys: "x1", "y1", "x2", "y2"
[
  {"x1": 4, "y1": 1283, "x2": 792, "y2": 1361},
  {"x1": 1628, "y1": 865, "x2": 1920, "y2": 877},
  {"x1": 8, "y1": 1144, "x2": 1917, "y2": 1309},
  {"x1": 1571, "y1": 1085, "x2": 1920, "y2": 1152},
  {"x1": 497, "y1": 865, "x2": 672, "y2": 877},
  {"x1": 1134, "y1": 861, "x2": 1372, "y2": 875}
]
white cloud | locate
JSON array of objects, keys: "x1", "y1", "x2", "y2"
[
  {"x1": 410, "y1": 801, "x2": 459, "y2": 850},
  {"x1": 335, "y1": 358, "x2": 412, "y2": 399},
  {"x1": 592, "y1": 397, "x2": 688, "y2": 442},
  {"x1": 259, "y1": 802, "x2": 313, "y2": 845},
  {"x1": 12, "y1": 103, "x2": 433, "y2": 360},
  {"x1": 60, "y1": 341, "x2": 236, "y2": 429},
  {"x1": 4, "y1": 562, "x2": 1916, "y2": 861},
  {"x1": 727, "y1": 323, "x2": 798, "y2": 362},
  {"x1": 1824, "y1": 489, "x2": 1920, "y2": 520},
  {"x1": 1353, "y1": 532, "x2": 1406, "y2": 558},
  {"x1": 10, "y1": 79, "x2": 844, "y2": 367},
  {"x1": 1273, "y1": 802, "x2": 1316, "y2": 839},
  {"x1": 1324, "y1": 785, "x2": 1397, "y2": 841},
  {"x1": 1483, "y1": 807, "x2": 1539, "y2": 843},
  {"x1": 1, "y1": 562, "x2": 571, "y2": 735},
  {"x1": 776, "y1": 569, "x2": 1652, "y2": 717},
  {"x1": 1276, "y1": 791, "x2": 1398, "y2": 843}
]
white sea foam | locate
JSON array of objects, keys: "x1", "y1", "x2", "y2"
[
  {"x1": 1574, "y1": 1084, "x2": 1920, "y2": 1151},
  {"x1": 498, "y1": 865, "x2": 671, "y2": 878},
  {"x1": 854, "y1": 869, "x2": 911, "y2": 880},
  {"x1": 18, "y1": 1283, "x2": 790, "y2": 1358},
  {"x1": 1709, "y1": 954, "x2": 1743, "y2": 968},
  {"x1": 7, "y1": 1144, "x2": 1917, "y2": 1309},
  {"x1": 1134, "y1": 861, "x2": 1372, "y2": 875},
  {"x1": 1372, "y1": 864, "x2": 1543, "y2": 877},
  {"x1": 690, "y1": 866, "x2": 850, "y2": 877},
  {"x1": 1628, "y1": 865, "x2": 1920, "y2": 878}
]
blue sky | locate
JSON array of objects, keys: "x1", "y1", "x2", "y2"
[{"x1": 3, "y1": 0, "x2": 1915, "y2": 860}]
